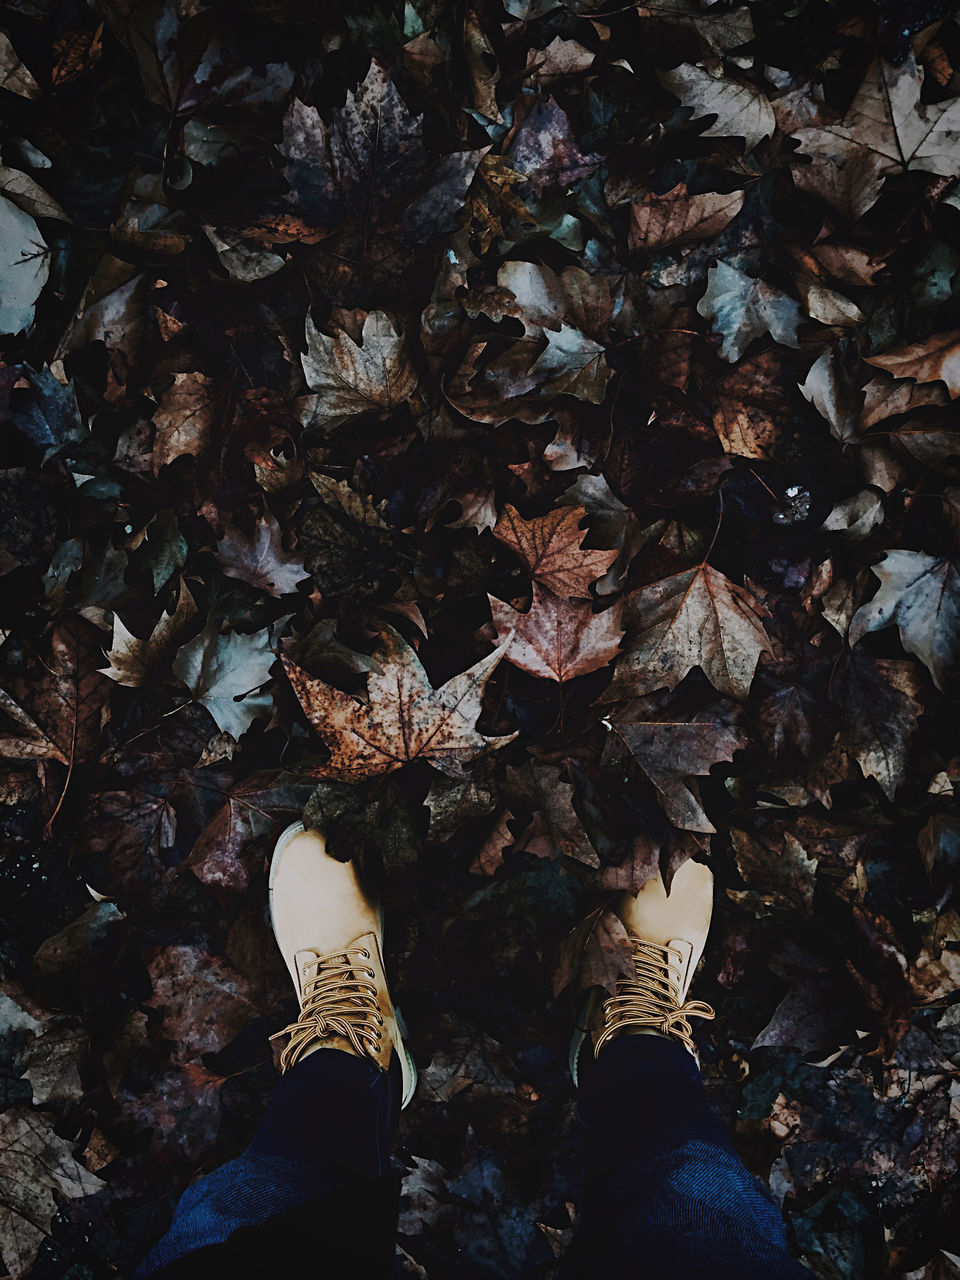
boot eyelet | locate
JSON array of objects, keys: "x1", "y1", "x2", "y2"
[
  {"x1": 366, "y1": 967, "x2": 376, "y2": 978},
  {"x1": 360, "y1": 948, "x2": 369, "y2": 958}
]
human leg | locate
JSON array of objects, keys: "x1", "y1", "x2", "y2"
[
  {"x1": 133, "y1": 821, "x2": 416, "y2": 1278},
  {"x1": 561, "y1": 860, "x2": 817, "y2": 1279}
]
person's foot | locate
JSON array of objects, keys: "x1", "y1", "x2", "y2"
[
  {"x1": 569, "y1": 859, "x2": 716, "y2": 1085},
  {"x1": 268, "y1": 821, "x2": 417, "y2": 1107}
]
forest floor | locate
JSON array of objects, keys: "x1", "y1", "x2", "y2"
[{"x1": 1, "y1": 0, "x2": 960, "y2": 1276}]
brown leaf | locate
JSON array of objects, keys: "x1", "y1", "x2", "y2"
[
  {"x1": 505, "y1": 95, "x2": 601, "y2": 195},
  {"x1": 492, "y1": 503, "x2": 617, "y2": 598},
  {"x1": 0, "y1": 613, "x2": 112, "y2": 766},
  {"x1": 282, "y1": 622, "x2": 518, "y2": 781},
  {"x1": 831, "y1": 652, "x2": 923, "y2": 800},
  {"x1": 505, "y1": 761, "x2": 599, "y2": 867},
  {"x1": 0, "y1": 1108, "x2": 105, "y2": 1279},
  {"x1": 864, "y1": 330, "x2": 960, "y2": 399},
  {"x1": 488, "y1": 583, "x2": 623, "y2": 682},
  {"x1": 552, "y1": 903, "x2": 635, "y2": 997},
  {"x1": 99, "y1": 578, "x2": 198, "y2": 686},
  {"x1": 144, "y1": 944, "x2": 259, "y2": 1062},
  {"x1": 152, "y1": 372, "x2": 231, "y2": 475},
  {"x1": 611, "y1": 565, "x2": 772, "y2": 700},
  {"x1": 184, "y1": 769, "x2": 314, "y2": 899},
  {"x1": 215, "y1": 514, "x2": 309, "y2": 597},
  {"x1": 706, "y1": 348, "x2": 789, "y2": 459},
  {"x1": 605, "y1": 703, "x2": 747, "y2": 832},
  {"x1": 729, "y1": 827, "x2": 819, "y2": 914},
  {"x1": 629, "y1": 182, "x2": 743, "y2": 250}
]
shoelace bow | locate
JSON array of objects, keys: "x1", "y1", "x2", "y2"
[
  {"x1": 595, "y1": 935, "x2": 715, "y2": 1059},
  {"x1": 269, "y1": 945, "x2": 384, "y2": 1074}
]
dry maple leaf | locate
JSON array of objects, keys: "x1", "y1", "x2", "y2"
[
  {"x1": 658, "y1": 62, "x2": 775, "y2": 152},
  {"x1": 863, "y1": 330, "x2": 960, "y2": 399},
  {"x1": 629, "y1": 183, "x2": 744, "y2": 250},
  {"x1": 215, "y1": 513, "x2": 309, "y2": 596},
  {"x1": 698, "y1": 260, "x2": 804, "y2": 362},
  {"x1": 100, "y1": 578, "x2": 197, "y2": 686},
  {"x1": 791, "y1": 52, "x2": 960, "y2": 219},
  {"x1": 151, "y1": 371, "x2": 230, "y2": 475},
  {"x1": 488, "y1": 583, "x2": 624, "y2": 682},
  {"x1": 493, "y1": 503, "x2": 617, "y2": 597},
  {"x1": 172, "y1": 618, "x2": 277, "y2": 738},
  {"x1": 849, "y1": 551, "x2": 960, "y2": 691},
  {"x1": 831, "y1": 652, "x2": 922, "y2": 800},
  {"x1": 281, "y1": 622, "x2": 518, "y2": 780},
  {"x1": 552, "y1": 903, "x2": 636, "y2": 998},
  {"x1": 604, "y1": 704, "x2": 747, "y2": 832},
  {"x1": 611, "y1": 564, "x2": 772, "y2": 700},
  {"x1": 300, "y1": 309, "x2": 419, "y2": 427}
]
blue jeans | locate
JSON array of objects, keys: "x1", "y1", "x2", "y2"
[{"x1": 135, "y1": 1036, "x2": 817, "y2": 1279}]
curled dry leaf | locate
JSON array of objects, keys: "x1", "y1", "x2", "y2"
[{"x1": 282, "y1": 622, "x2": 518, "y2": 780}]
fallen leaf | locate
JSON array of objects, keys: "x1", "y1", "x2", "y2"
[
  {"x1": 100, "y1": 579, "x2": 198, "y2": 686},
  {"x1": 151, "y1": 372, "x2": 230, "y2": 474},
  {"x1": 488, "y1": 583, "x2": 623, "y2": 682},
  {"x1": 172, "y1": 618, "x2": 277, "y2": 737},
  {"x1": 605, "y1": 703, "x2": 747, "y2": 832},
  {"x1": 492, "y1": 503, "x2": 617, "y2": 597},
  {"x1": 282, "y1": 622, "x2": 518, "y2": 780},
  {"x1": 215, "y1": 514, "x2": 309, "y2": 596},
  {"x1": 0, "y1": 1108, "x2": 105, "y2": 1280},
  {"x1": 863, "y1": 330, "x2": 960, "y2": 398},
  {"x1": 658, "y1": 62, "x2": 775, "y2": 152},
  {"x1": 729, "y1": 827, "x2": 819, "y2": 914},
  {"x1": 849, "y1": 551, "x2": 960, "y2": 691},
  {"x1": 629, "y1": 183, "x2": 743, "y2": 250},
  {"x1": 144, "y1": 944, "x2": 259, "y2": 1062},
  {"x1": 832, "y1": 652, "x2": 923, "y2": 799},
  {"x1": 698, "y1": 260, "x2": 804, "y2": 362},
  {"x1": 552, "y1": 903, "x2": 636, "y2": 997},
  {"x1": 300, "y1": 309, "x2": 419, "y2": 427},
  {"x1": 611, "y1": 564, "x2": 772, "y2": 700}
]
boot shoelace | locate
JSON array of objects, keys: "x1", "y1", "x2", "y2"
[
  {"x1": 595, "y1": 935, "x2": 716, "y2": 1060},
  {"x1": 270, "y1": 945, "x2": 384, "y2": 1074}
]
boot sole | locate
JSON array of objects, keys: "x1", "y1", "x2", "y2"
[{"x1": 269, "y1": 820, "x2": 419, "y2": 1109}]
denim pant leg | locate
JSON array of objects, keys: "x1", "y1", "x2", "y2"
[
  {"x1": 561, "y1": 1035, "x2": 817, "y2": 1280},
  {"x1": 134, "y1": 1048, "x2": 402, "y2": 1279}
]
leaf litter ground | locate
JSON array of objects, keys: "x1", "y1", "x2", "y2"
[{"x1": 1, "y1": 1, "x2": 960, "y2": 1277}]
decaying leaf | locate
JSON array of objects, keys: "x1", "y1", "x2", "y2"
[
  {"x1": 489, "y1": 583, "x2": 623, "y2": 682},
  {"x1": 0, "y1": 1108, "x2": 105, "y2": 1280},
  {"x1": 849, "y1": 551, "x2": 960, "y2": 691},
  {"x1": 611, "y1": 564, "x2": 772, "y2": 700},
  {"x1": 172, "y1": 618, "x2": 277, "y2": 737},
  {"x1": 300, "y1": 309, "x2": 420, "y2": 427},
  {"x1": 282, "y1": 622, "x2": 518, "y2": 780}
]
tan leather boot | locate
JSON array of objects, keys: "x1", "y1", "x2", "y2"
[
  {"x1": 268, "y1": 821, "x2": 417, "y2": 1108},
  {"x1": 569, "y1": 858, "x2": 716, "y2": 1085}
]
